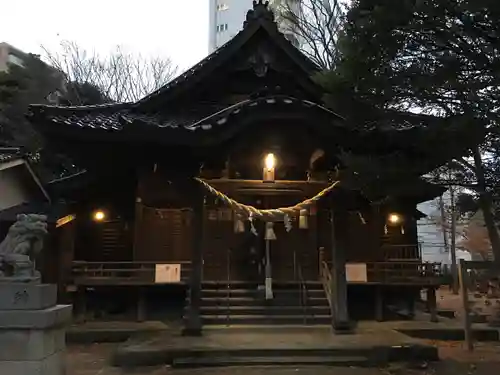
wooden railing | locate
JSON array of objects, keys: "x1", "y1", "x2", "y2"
[
  {"x1": 297, "y1": 255, "x2": 309, "y2": 324},
  {"x1": 71, "y1": 261, "x2": 192, "y2": 286},
  {"x1": 319, "y1": 244, "x2": 443, "y2": 286},
  {"x1": 319, "y1": 250, "x2": 334, "y2": 313},
  {"x1": 382, "y1": 244, "x2": 422, "y2": 261},
  {"x1": 365, "y1": 261, "x2": 443, "y2": 285}
]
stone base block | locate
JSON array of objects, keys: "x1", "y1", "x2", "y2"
[
  {"x1": 0, "y1": 283, "x2": 57, "y2": 310},
  {"x1": 0, "y1": 304, "x2": 72, "y2": 329},
  {"x1": 0, "y1": 350, "x2": 65, "y2": 375},
  {"x1": 0, "y1": 327, "x2": 65, "y2": 361}
]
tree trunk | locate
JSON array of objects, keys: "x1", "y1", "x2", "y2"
[
  {"x1": 449, "y1": 187, "x2": 459, "y2": 294},
  {"x1": 472, "y1": 147, "x2": 500, "y2": 264},
  {"x1": 438, "y1": 195, "x2": 450, "y2": 254}
]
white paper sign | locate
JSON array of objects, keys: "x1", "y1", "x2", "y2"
[
  {"x1": 155, "y1": 264, "x2": 181, "y2": 283},
  {"x1": 346, "y1": 263, "x2": 367, "y2": 283}
]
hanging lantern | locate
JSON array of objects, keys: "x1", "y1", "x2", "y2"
[
  {"x1": 299, "y1": 209, "x2": 309, "y2": 229},
  {"x1": 264, "y1": 222, "x2": 277, "y2": 240},
  {"x1": 234, "y1": 214, "x2": 245, "y2": 233}
]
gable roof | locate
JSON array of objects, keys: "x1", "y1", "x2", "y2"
[
  {"x1": 0, "y1": 148, "x2": 50, "y2": 202},
  {"x1": 136, "y1": 1, "x2": 320, "y2": 108}
]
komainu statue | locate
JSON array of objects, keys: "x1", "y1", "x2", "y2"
[{"x1": 0, "y1": 214, "x2": 48, "y2": 282}]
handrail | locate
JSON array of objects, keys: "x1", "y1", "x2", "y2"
[
  {"x1": 320, "y1": 259, "x2": 334, "y2": 315},
  {"x1": 226, "y1": 247, "x2": 231, "y2": 326},
  {"x1": 296, "y1": 251, "x2": 308, "y2": 324},
  {"x1": 319, "y1": 248, "x2": 334, "y2": 315}
]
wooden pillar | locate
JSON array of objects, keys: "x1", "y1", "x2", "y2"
[
  {"x1": 75, "y1": 286, "x2": 87, "y2": 323},
  {"x1": 427, "y1": 287, "x2": 438, "y2": 322},
  {"x1": 183, "y1": 181, "x2": 205, "y2": 336},
  {"x1": 330, "y1": 204, "x2": 352, "y2": 333},
  {"x1": 58, "y1": 219, "x2": 76, "y2": 304}
]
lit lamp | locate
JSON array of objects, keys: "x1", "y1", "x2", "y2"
[
  {"x1": 263, "y1": 153, "x2": 276, "y2": 182},
  {"x1": 93, "y1": 210, "x2": 106, "y2": 222},
  {"x1": 387, "y1": 213, "x2": 402, "y2": 225}
]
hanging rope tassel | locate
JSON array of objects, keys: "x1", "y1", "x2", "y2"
[{"x1": 401, "y1": 225, "x2": 405, "y2": 235}]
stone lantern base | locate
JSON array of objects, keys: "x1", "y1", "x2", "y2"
[{"x1": 0, "y1": 283, "x2": 72, "y2": 375}]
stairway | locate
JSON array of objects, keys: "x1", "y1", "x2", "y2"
[{"x1": 186, "y1": 281, "x2": 331, "y2": 326}]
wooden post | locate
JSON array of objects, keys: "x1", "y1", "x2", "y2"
[
  {"x1": 330, "y1": 206, "x2": 352, "y2": 333},
  {"x1": 183, "y1": 182, "x2": 204, "y2": 336},
  {"x1": 459, "y1": 259, "x2": 473, "y2": 351},
  {"x1": 375, "y1": 285, "x2": 384, "y2": 322},
  {"x1": 136, "y1": 286, "x2": 146, "y2": 322},
  {"x1": 319, "y1": 247, "x2": 325, "y2": 280},
  {"x1": 426, "y1": 287, "x2": 438, "y2": 322}
]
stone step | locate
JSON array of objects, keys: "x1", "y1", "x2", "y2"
[
  {"x1": 201, "y1": 283, "x2": 324, "y2": 292},
  {"x1": 200, "y1": 305, "x2": 331, "y2": 316},
  {"x1": 197, "y1": 296, "x2": 329, "y2": 307},
  {"x1": 113, "y1": 341, "x2": 439, "y2": 368},
  {"x1": 200, "y1": 314, "x2": 332, "y2": 325},
  {"x1": 201, "y1": 289, "x2": 325, "y2": 297},
  {"x1": 172, "y1": 355, "x2": 369, "y2": 368}
]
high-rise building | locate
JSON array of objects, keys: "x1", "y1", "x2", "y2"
[
  {"x1": 0, "y1": 42, "x2": 29, "y2": 72},
  {"x1": 0, "y1": 42, "x2": 67, "y2": 103},
  {"x1": 208, "y1": 0, "x2": 300, "y2": 53}
]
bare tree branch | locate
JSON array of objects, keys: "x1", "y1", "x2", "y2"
[
  {"x1": 273, "y1": 0, "x2": 347, "y2": 69},
  {"x1": 41, "y1": 41, "x2": 178, "y2": 104}
]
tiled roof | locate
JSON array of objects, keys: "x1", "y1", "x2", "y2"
[{"x1": 29, "y1": 103, "x2": 132, "y2": 131}]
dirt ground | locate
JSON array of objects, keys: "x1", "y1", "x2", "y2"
[
  {"x1": 67, "y1": 288, "x2": 500, "y2": 375},
  {"x1": 436, "y1": 285, "x2": 500, "y2": 320},
  {"x1": 66, "y1": 341, "x2": 500, "y2": 375}
]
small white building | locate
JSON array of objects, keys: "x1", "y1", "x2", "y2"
[
  {"x1": 0, "y1": 150, "x2": 49, "y2": 213},
  {"x1": 417, "y1": 194, "x2": 471, "y2": 265}
]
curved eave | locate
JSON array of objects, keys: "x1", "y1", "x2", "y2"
[{"x1": 30, "y1": 96, "x2": 349, "y2": 147}]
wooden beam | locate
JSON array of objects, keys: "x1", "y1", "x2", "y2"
[
  {"x1": 204, "y1": 179, "x2": 330, "y2": 197},
  {"x1": 459, "y1": 259, "x2": 473, "y2": 351}
]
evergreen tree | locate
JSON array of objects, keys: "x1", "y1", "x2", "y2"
[{"x1": 320, "y1": 0, "x2": 500, "y2": 261}]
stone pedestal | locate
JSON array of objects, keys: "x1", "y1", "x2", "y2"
[{"x1": 0, "y1": 283, "x2": 72, "y2": 375}]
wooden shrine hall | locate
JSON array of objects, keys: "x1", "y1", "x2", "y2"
[{"x1": 28, "y1": 1, "x2": 481, "y2": 334}]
